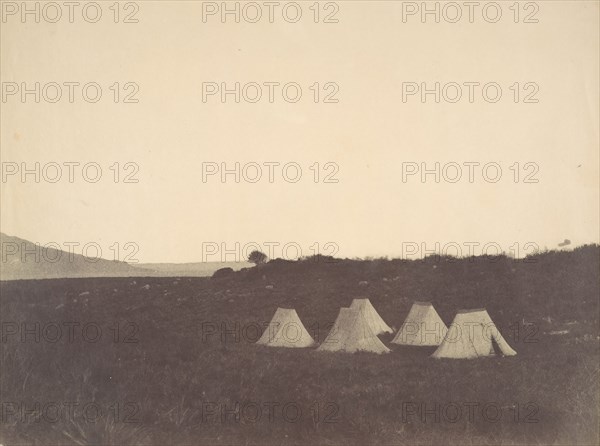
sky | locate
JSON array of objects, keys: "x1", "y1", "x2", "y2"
[{"x1": 1, "y1": 1, "x2": 599, "y2": 263}]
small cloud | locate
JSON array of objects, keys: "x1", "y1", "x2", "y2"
[{"x1": 558, "y1": 239, "x2": 571, "y2": 247}]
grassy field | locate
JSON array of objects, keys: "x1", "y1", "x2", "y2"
[{"x1": 1, "y1": 246, "x2": 598, "y2": 445}]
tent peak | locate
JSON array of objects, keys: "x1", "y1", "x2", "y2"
[{"x1": 456, "y1": 308, "x2": 488, "y2": 314}]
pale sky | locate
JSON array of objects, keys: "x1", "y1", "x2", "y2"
[{"x1": 1, "y1": 1, "x2": 598, "y2": 262}]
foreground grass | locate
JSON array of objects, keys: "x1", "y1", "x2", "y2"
[{"x1": 1, "y1": 247, "x2": 599, "y2": 445}]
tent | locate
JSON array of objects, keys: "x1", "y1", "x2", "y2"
[
  {"x1": 317, "y1": 308, "x2": 390, "y2": 354},
  {"x1": 431, "y1": 309, "x2": 517, "y2": 359},
  {"x1": 349, "y1": 298, "x2": 393, "y2": 335},
  {"x1": 256, "y1": 308, "x2": 316, "y2": 348},
  {"x1": 392, "y1": 301, "x2": 448, "y2": 346}
]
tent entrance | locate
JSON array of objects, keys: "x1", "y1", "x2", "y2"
[{"x1": 491, "y1": 337, "x2": 502, "y2": 356}]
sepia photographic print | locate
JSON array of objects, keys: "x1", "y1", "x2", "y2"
[{"x1": 1, "y1": 1, "x2": 599, "y2": 445}]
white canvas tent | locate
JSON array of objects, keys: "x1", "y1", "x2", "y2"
[
  {"x1": 349, "y1": 298, "x2": 393, "y2": 335},
  {"x1": 392, "y1": 301, "x2": 448, "y2": 346},
  {"x1": 431, "y1": 309, "x2": 517, "y2": 359},
  {"x1": 317, "y1": 308, "x2": 390, "y2": 354},
  {"x1": 256, "y1": 308, "x2": 316, "y2": 348}
]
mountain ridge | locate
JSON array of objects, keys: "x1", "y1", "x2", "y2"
[{"x1": 0, "y1": 233, "x2": 251, "y2": 280}]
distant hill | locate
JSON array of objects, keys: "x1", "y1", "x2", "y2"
[
  {"x1": 0, "y1": 233, "x2": 151, "y2": 280},
  {"x1": 0, "y1": 233, "x2": 254, "y2": 280}
]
